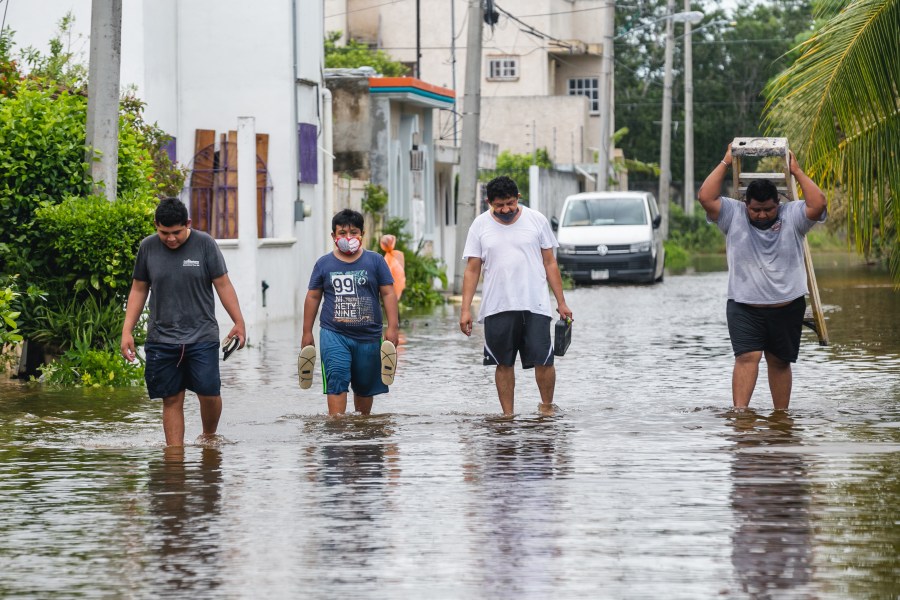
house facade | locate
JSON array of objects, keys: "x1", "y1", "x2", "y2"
[
  {"x1": 8, "y1": 0, "x2": 332, "y2": 330},
  {"x1": 325, "y1": 71, "x2": 461, "y2": 282},
  {"x1": 323, "y1": 0, "x2": 607, "y2": 168}
]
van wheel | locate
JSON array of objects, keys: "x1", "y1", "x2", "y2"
[{"x1": 655, "y1": 271, "x2": 664, "y2": 283}]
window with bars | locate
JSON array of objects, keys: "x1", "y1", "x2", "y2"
[
  {"x1": 568, "y1": 77, "x2": 600, "y2": 114},
  {"x1": 487, "y1": 56, "x2": 519, "y2": 81}
]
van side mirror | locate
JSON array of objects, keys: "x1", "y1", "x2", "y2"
[
  {"x1": 550, "y1": 216, "x2": 559, "y2": 231},
  {"x1": 652, "y1": 214, "x2": 662, "y2": 229}
]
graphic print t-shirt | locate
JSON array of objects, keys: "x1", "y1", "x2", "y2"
[{"x1": 308, "y1": 250, "x2": 394, "y2": 342}]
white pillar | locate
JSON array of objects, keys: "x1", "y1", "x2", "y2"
[
  {"x1": 236, "y1": 116, "x2": 259, "y2": 321},
  {"x1": 322, "y1": 88, "x2": 334, "y2": 254}
]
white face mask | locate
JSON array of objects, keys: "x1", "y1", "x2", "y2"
[{"x1": 335, "y1": 235, "x2": 361, "y2": 255}]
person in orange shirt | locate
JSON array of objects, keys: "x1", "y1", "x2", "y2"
[{"x1": 380, "y1": 234, "x2": 406, "y2": 301}]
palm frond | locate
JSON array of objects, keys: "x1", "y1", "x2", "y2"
[{"x1": 764, "y1": 0, "x2": 900, "y2": 281}]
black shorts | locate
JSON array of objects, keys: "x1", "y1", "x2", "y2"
[
  {"x1": 483, "y1": 311, "x2": 554, "y2": 369},
  {"x1": 726, "y1": 297, "x2": 806, "y2": 363},
  {"x1": 144, "y1": 341, "x2": 221, "y2": 399}
]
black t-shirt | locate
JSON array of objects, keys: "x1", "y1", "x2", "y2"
[{"x1": 133, "y1": 229, "x2": 227, "y2": 344}]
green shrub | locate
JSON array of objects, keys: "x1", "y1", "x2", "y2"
[
  {"x1": 667, "y1": 203, "x2": 725, "y2": 254},
  {"x1": 664, "y1": 240, "x2": 690, "y2": 272},
  {"x1": 38, "y1": 339, "x2": 143, "y2": 387},
  {"x1": 29, "y1": 292, "x2": 146, "y2": 354},
  {"x1": 382, "y1": 217, "x2": 447, "y2": 308},
  {"x1": 0, "y1": 82, "x2": 92, "y2": 255},
  {"x1": 0, "y1": 285, "x2": 22, "y2": 346},
  {"x1": 33, "y1": 193, "x2": 157, "y2": 301}
]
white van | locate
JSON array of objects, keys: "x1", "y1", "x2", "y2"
[{"x1": 551, "y1": 191, "x2": 665, "y2": 284}]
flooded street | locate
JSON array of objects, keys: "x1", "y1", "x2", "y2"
[{"x1": 1, "y1": 253, "x2": 898, "y2": 599}]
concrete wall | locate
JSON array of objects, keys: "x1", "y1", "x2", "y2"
[
  {"x1": 481, "y1": 95, "x2": 595, "y2": 165},
  {"x1": 531, "y1": 166, "x2": 584, "y2": 224}
]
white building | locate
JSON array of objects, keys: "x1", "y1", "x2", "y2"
[
  {"x1": 6, "y1": 0, "x2": 332, "y2": 331},
  {"x1": 324, "y1": 0, "x2": 606, "y2": 167}
]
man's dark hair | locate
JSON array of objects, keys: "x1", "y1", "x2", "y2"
[
  {"x1": 745, "y1": 179, "x2": 780, "y2": 205},
  {"x1": 486, "y1": 175, "x2": 519, "y2": 202},
  {"x1": 332, "y1": 208, "x2": 365, "y2": 233},
  {"x1": 155, "y1": 197, "x2": 189, "y2": 226}
]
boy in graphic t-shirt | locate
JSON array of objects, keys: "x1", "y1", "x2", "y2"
[{"x1": 300, "y1": 209, "x2": 400, "y2": 415}]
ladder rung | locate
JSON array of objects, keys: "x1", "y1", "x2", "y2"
[
  {"x1": 732, "y1": 137, "x2": 788, "y2": 158},
  {"x1": 737, "y1": 172, "x2": 786, "y2": 181}
]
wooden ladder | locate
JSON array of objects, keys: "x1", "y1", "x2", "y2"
[{"x1": 730, "y1": 137, "x2": 829, "y2": 346}]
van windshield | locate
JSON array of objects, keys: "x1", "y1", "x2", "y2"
[{"x1": 562, "y1": 197, "x2": 647, "y2": 227}]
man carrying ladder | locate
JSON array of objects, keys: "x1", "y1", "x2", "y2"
[{"x1": 698, "y1": 137, "x2": 828, "y2": 410}]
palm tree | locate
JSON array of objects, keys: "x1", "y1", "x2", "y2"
[{"x1": 764, "y1": 0, "x2": 900, "y2": 281}]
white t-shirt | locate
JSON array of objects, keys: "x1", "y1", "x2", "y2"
[{"x1": 462, "y1": 205, "x2": 559, "y2": 322}]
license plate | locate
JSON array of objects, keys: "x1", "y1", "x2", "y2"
[{"x1": 591, "y1": 269, "x2": 609, "y2": 280}]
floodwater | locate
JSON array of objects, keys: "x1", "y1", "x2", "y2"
[{"x1": 1, "y1": 252, "x2": 897, "y2": 599}]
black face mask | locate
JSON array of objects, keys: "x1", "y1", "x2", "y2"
[
  {"x1": 750, "y1": 215, "x2": 779, "y2": 230},
  {"x1": 493, "y1": 207, "x2": 519, "y2": 222}
]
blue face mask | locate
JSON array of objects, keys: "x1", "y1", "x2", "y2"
[{"x1": 493, "y1": 207, "x2": 519, "y2": 223}]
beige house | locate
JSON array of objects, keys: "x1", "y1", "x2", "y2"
[{"x1": 324, "y1": 0, "x2": 606, "y2": 168}]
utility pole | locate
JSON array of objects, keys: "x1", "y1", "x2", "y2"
[
  {"x1": 658, "y1": 0, "x2": 675, "y2": 238},
  {"x1": 683, "y1": 0, "x2": 695, "y2": 216},
  {"x1": 416, "y1": 0, "x2": 421, "y2": 77},
  {"x1": 85, "y1": 0, "x2": 123, "y2": 201},
  {"x1": 596, "y1": 0, "x2": 615, "y2": 191},
  {"x1": 453, "y1": 0, "x2": 484, "y2": 294},
  {"x1": 451, "y1": 1, "x2": 458, "y2": 145}
]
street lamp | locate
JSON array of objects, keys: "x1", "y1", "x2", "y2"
[{"x1": 659, "y1": 3, "x2": 703, "y2": 237}]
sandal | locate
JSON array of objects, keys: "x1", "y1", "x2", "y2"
[
  {"x1": 297, "y1": 345, "x2": 317, "y2": 389},
  {"x1": 380, "y1": 340, "x2": 397, "y2": 385}
]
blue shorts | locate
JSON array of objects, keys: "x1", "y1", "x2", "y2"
[
  {"x1": 319, "y1": 328, "x2": 388, "y2": 397},
  {"x1": 144, "y1": 341, "x2": 221, "y2": 399}
]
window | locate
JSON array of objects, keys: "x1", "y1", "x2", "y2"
[
  {"x1": 568, "y1": 77, "x2": 599, "y2": 114},
  {"x1": 487, "y1": 56, "x2": 519, "y2": 81}
]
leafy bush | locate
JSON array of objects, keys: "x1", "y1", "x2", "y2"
[
  {"x1": 0, "y1": 285, "x2": 22, "y2": 346},
  {"x1": 0, "y1": 83, "x2": 92, "y2": 256},
  {"x1": 667, "y1": 203, "x2": 725, "y2": 254},
  {"x1": 382, "y1": 217, "x2": 447, "y2": 308},
  {"x1": 663, "y1": 240, "x2": 690, "y2": 272},
  {"x1": 38, "y1": 339, "x2": 143, "y2": 387},
  {"x1": 33, "y1": 193, "x2": 157, "y2": 301},
  {"x1": 29, "y1": 292, "x2": 146, "y2": 353}
]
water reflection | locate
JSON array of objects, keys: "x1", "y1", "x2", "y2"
[
  {"x1": 146, "y1": 446, "x2": 223, "y2": 596},
  {"x1": 461, "y1": 416, "x2": 572, "y2": 596},
  {"x1": 726, "y1": 411, "x2": 813, "y2": 598},
  {"x1": 302, "y1": 416, "x2": 399, "y2": 573}
]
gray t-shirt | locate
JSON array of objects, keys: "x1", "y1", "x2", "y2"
[
  {"x1": 712, "y1": 196, "x2": 826, "y2": 304},
  {"x1": 133, "y1": 229, "x2": 227, "y2": 344}
]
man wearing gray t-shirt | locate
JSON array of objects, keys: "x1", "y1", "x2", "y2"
[
  {"x1": 120, "y1": 198, "x2": 246, "y2": 446},
  {"x1": 698, "y1": 146, "x2": 826, "y2": 410}
]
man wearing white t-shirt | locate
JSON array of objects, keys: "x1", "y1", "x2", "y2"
[{"x1": 459, "y1": 176, "x2": 573, "y2": 415}]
